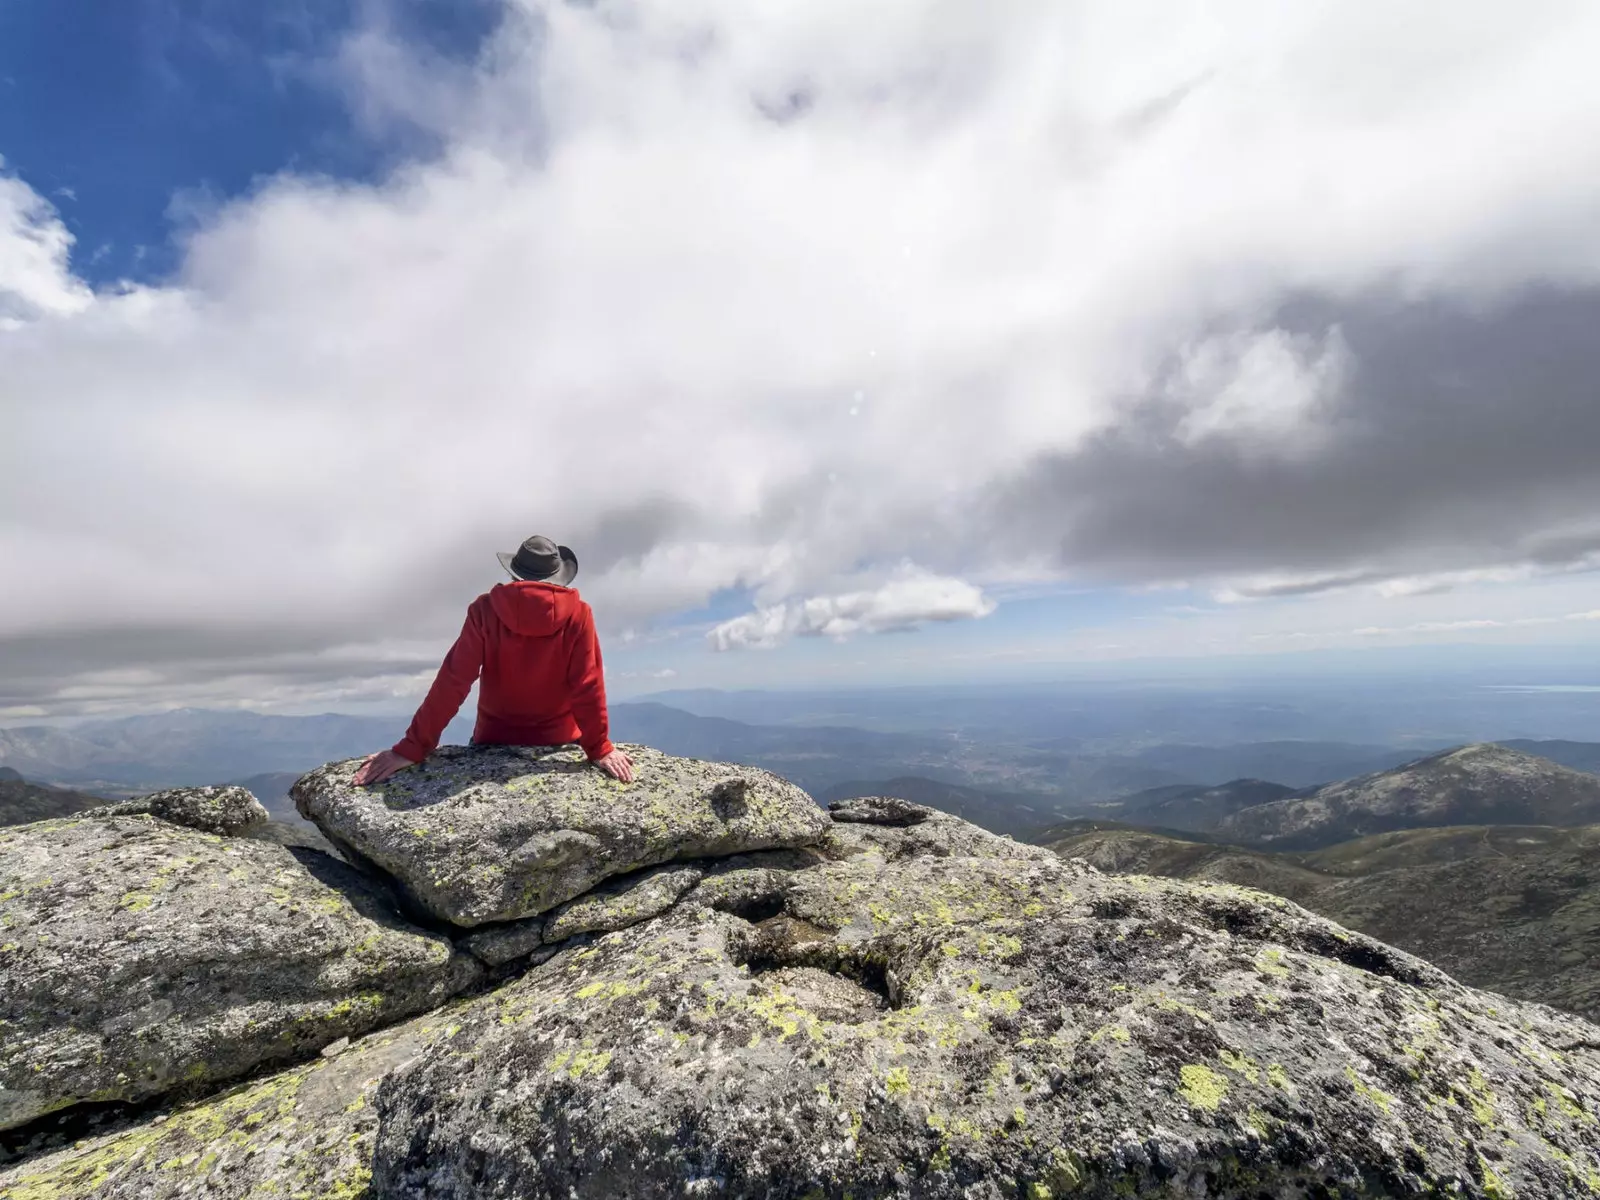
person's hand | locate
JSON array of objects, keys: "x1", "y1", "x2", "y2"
[
  {"x1": 594, "y1": 749, "x2": 635, "y2": 783},
  {"x1": 352, "y1": 749, "x2": 417, "y2": 786}
]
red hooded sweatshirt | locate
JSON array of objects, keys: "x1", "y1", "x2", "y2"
[{"x1": 392, "y1": 582, "x2": 614, "y2": 764}]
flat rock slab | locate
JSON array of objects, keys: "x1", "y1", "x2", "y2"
[
  {"x1": 0, "y1": 1000, "x2": 481, "y2": 1200},
  {"x1": 543, "y1": 863, "x2": 704, "y2": 943},
  {"x1": 373, "y1": 835, "x2": 1600, "y2": 1199},
  {"x1": 83, "y1": 786, "x2": 267, "y2": 837},
  {"x1": 827, "y1": 796, "x2": 934, "y2": 827},
  {"x1": 293, "y1": 744, "x2": 829, "y2": 926},
  {"x1": 0, "y1": 814, "x2": 479, "y2": 1132}
]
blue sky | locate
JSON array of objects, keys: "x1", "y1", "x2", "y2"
[
  {"x1": 0, "y1": 0, "x2": 497, "y2": 284},
  {"x1": 3, "y1": 2, "x2": 1600, "y2": 717}
]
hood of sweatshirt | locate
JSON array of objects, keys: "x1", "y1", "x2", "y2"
[{"x1": 488, "y1": 581, "x2": 583, "y2": 637}]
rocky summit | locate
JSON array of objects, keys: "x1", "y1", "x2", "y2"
[
  {"x1": 0, "y1": 801, "x2": 478, "y2": 1134},
  {"x1": 2, "y1": 748, "x2": 1599, "y2": 1199},
  {"x1": 292, "y1": 743, "x2": 829, "y2": 926}
]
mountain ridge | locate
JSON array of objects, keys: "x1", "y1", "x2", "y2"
[{"x1": 1217, "y1": 742, "x2": 1600, "y2": 849}]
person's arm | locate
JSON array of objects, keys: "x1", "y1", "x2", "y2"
[
  {"x1": 567, "y1": 603, "x2": 633, "y2": 780},
  {"x1": 393, "y1": 605, "x2": 487, "y2": 762},
  {"x1": 567, "y1": 602, "x2": 615, "y2": 762}
]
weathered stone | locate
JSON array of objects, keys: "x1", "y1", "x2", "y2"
[
  {"x1": 0, "y1": 814, "x2": 479, "y2": 1132},
  {"x1": 372, "y1": 843, "x2": 1600, "y2": 1199},
  {"x1": 292, "y1": 744, "x2": 829, "y2": 926},
  {"x1": 0, "y1": 1001, "x2": 477, "y2": 1200},
  {"x1": 83, "y1": 786, "x2": 267, "y2": 837},
  {"x1": 821, "y1": 805, "x2": 1056, "y2": 863},
  {"x1": 459, "y1": 919, "x2": 549, "y2": 968},
  {"x1": 543, "y1": 864, "x2": 704, "y2": 943},
  {"x1": 828, "y1": 795, "x2": 935, "y2": 827}
]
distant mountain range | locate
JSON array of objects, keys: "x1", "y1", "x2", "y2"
[
  {"x1": 0, "y1": 704, "x2": 1431, "y2": 802},
  {"x1": 5, "y1": 707, "x2": 1600, "y2": 844},
  {"x1": 1041, "y1": 820, "x2": 1600, "y2": 1025},
  {"x1": 1081, "y1": 778, "x2": 1299, "y2": 835},
  {"x1": 0, "y1": 767, "x2": 106, "y2": 827},
  {"x1": 1214, "y1": 743, "x2": 1600, "y2": 850},
  {"x1": 8, "y1": 702, "x2": 1597, "y2": 1033},
  {"x1": 0, "y1": 710, "x2": 403, "y2": 790}
]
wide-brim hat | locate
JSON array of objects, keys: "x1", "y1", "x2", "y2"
[{"x1": 497, "y1": 535, "x2": 578, "y2": 586}]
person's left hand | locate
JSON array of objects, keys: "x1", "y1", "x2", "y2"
[
  {"x1": 353, "y1": 749, "x2": 416, "y2": 786},
  {"x1": 593, "y1": 748, "x2": 635, "y2": 783}
]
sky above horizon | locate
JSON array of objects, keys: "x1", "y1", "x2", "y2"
[{"x1": 4, "y1": 0, "x2": 1600, "y2": 719}]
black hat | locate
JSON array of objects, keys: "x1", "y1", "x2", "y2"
[{"x1": 497, "y1": 535, "x2": 578, "y2": 586}]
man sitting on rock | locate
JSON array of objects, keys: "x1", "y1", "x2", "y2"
[{"x1": 353, "y1": 535, "x2": 635, "y2": 786}]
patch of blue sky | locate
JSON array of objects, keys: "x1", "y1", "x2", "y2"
[{"x1": 0, "y1": 0, "x2": 503, "y2": 286}]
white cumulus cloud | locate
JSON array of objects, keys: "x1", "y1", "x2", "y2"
[
  {"x1": 0, "y1": 164, "x2": 92, "y2": 326},
  {"x1": 709, "y1": 571, "x2": 997, "y2": 650}
]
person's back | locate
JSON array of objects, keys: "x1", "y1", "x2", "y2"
[
  {"x1": 354, "y1": 535, "x2": 634, "y2": 785},
  {"x1": 467, "y1": 582, "x2": 600, "y2": 749}
]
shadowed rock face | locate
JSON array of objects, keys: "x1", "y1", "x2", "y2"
[
  {"x1": 372, "y1": 818, "x2": 1600, "y2": 1199},
  {"x1": 0, "y1": 813, "x2": 479, "y2": 1132},
  {"x1": 292, "y1": 744, "x2": 830, "y2": 926}
]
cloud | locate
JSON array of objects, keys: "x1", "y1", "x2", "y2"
[
  {"x1": 1170, "y1": 328, "x2": 1350, "y2": 451},
  {"x1": 0, "y1": 163, "x2": 91, "y2": 325},
  {"x1": 5, "y1": 1, "x2": 1600, "y2": 710},
  {"x1": 994, "y1": 291, "x2": 1600, "y2": 591},
  {"x1": 709, "y1": 571, "x2": 996, "y2": 650}
]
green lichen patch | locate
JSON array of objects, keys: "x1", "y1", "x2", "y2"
[{"x1": 1179, "y1": 1064, "x2": 1229, "y2": 1112}]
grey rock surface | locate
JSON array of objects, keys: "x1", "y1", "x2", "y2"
[
  {"x1": 0, "y1": 814, "x2": 479, "y2": 1132},
  {"x1": 827, "y1": 795, "x2": 935, "y2": 827},
  {"x1": 292, "y1": 743, "x2": 829, "y2": 926},
  {"x1": 0, "y1": 1000, "x2": 480, "y2": 1199},
  {"x1": 83, "y1": 786, "x2": 268, "y2": 837},
  {"x1": 542, "y1": 864, "x2": 704, "y2": 943},
  {"x1": 459, "y1": 919, "x2": 548, "y2": 968},
  {"x1": 373, "y1": 826, "x2": 1600, "y2": 1199},
  {"x1": 823, "y1": 803, "x2": 1055, "y2": 863}
]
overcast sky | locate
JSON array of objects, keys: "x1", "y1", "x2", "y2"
[{"x1": 3, "y1": 0, "x2": 1600, "y2": 719}]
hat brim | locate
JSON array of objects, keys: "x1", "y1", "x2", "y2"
[{"x1": 497, "y1": 545, "x2": 578, "y2": 586}]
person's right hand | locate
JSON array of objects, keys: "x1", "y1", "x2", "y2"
[
  {"x1": 594, "y1": 748, "x2": 635, "y2": 783},
  {"x1": 353, "y1": 749, "x2": 416, "y2": 786}
]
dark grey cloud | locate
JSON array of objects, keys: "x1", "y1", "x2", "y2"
[{"x1": 990, "y1": 288, "x2": 1600, "y2": 588}]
